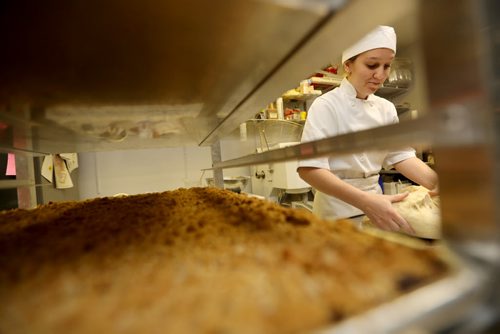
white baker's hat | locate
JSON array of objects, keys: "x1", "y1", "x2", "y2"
[{"x1": 341, "y1": 25, "x2": 397, "y2": 64}]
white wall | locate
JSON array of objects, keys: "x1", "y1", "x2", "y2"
[{"x1": 78, "y1": 137, "x2": 255, "y2": 200}]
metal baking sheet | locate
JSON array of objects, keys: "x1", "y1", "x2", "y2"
[{"x1": 316, "y1": 262, "x2": 488, "y2": 333}]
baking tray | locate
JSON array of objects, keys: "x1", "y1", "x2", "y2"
[
  {"x1": 314, "y1": 229, "x2": 490, "y2": 333},
  {"x1": 317, "y1": 264, "x2": 487, "y2": 333}
]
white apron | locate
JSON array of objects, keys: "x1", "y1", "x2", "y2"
[{"x1": 312, "y1": 175, "x2": 381, "y2": 220}]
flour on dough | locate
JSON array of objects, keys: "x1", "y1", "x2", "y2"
[{"x1": 393, "y1": 185, "x2": 441, "y2": 239}]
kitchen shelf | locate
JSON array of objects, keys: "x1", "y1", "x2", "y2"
[
  {"x1": 309, "y1": 75, "x2": 410, "y2": 99},
  {"x1": 0, "y1": 0, "x2": 498, "y2": 332},
  {"x1": 0, "y1": 0, "x2": 416, "y2": 152},
  {"x1": 310, "y1": 76, "x2": 343, "y2": 86},
  {"x1": 281, "y1": 91, "x2": 322, "y2": 101},
  {"x1": 0, "y1": 0, "x2": 335, "y2": 153},
  {"x1": 213, "y1": 114, "x2": 435, "y2": 170},
  {"x1": 212, "y1": 40, "x2": 500, "y2": 328}
]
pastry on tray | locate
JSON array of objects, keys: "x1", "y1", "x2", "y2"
[{"x1": 0, "y1": 187, "x2": 450, "y2": 334}]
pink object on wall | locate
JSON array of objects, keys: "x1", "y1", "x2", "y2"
[{"x1": 6, "y1": 153, "x2": 16, "y2": 176}]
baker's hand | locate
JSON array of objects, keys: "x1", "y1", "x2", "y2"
[
  {"x1": 429, "y1": 185, "x2": 439, "y2": 196},
  {"x1": 362, "y1": 193, "x2": 415, "y2": 234}
]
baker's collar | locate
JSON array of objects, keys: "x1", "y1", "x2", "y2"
[{"x1": 339, "y1": 78, "x2": 376, "y2": 101}]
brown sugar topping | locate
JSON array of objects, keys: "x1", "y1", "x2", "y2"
[{"x1": 0, "y1": 187, "x2": 449, "y2": 334}]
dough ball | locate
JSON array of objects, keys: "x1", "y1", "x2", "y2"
[{"x1": 393, "y1": 185, "x2": 441, "y2": 239}]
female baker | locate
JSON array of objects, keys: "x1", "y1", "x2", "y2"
[{"x1": 297, "y1": 26, "x2": 438, "y2": 234}]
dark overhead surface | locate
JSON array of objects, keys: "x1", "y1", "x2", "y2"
[{"x1": 0, "y1": 0, "x2": 331, "y2": 152}]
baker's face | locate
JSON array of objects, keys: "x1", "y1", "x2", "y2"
[{"x1": 345, "y1": 48, "x2": 395, "y2": 99}]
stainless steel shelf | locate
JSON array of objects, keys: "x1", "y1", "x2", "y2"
[
  {"x1": 318, "y1": 259, "x2": 490, "y2": 334},
  {"x1": 213, "y1": 1, "x2": 500, "y2": 331},
  {"x1": 200, "y1": 0, "x2": 418, "y2": 145},
  {"x1": 0, "y1": 0, "x2": 339, "y2": 153},
  {"x1": 0, "y1": 0, "x2": 498, "y2": 332},
  {"x1": 212, "y1": 116, "x2": 433, "y2": 170},
  {"x1": 0, "y1": 180, "x2": 54, "y2": 190}
]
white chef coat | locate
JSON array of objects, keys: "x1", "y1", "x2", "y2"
[{"x1": 298, "y1": 78, "x2": 415, "y2": 220}]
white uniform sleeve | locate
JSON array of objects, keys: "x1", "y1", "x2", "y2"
[
  {"x1": 298, "y1": 97, "x2": 337, "y2": 169},
  {"x1": 383, "y1": 109, "x2": 416, "y2": 168}
]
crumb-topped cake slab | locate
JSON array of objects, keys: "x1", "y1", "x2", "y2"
[{"x1": 0, "y1": 187, "x2": 449, "y2": 334}]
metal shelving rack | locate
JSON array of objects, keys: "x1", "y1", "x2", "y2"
[
  {"x1": 211, "y1": 0, "x2": 500, "y2": 332},
  {"x1": 0, "y1": 0, "x2": 498, "y2": 332}
]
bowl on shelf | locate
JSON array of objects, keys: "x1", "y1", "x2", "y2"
[
  {"x1": 385, "y1": 58, "x2": 413, "y2": 89},
  {"x1": 205, "y1": 176, "x2": 251, "y2": 193}
]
